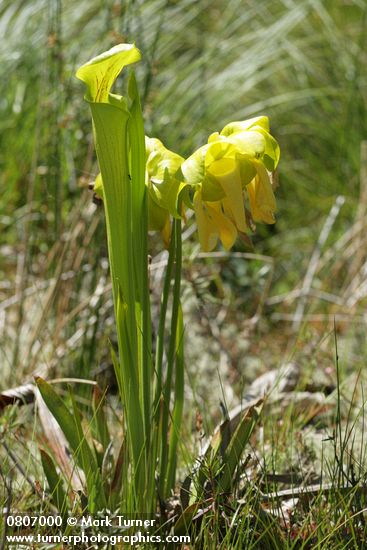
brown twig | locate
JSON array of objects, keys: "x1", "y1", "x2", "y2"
[{"x1": 259, "y1": 482, "x2": 367, "y2": 504}]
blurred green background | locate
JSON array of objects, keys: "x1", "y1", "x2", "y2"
[{"x1": 1, "y1": 0, "x2": 367, "y2": 396}]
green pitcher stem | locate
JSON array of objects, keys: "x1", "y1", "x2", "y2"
[
  {"x1": 154, "y1": 224, "x2": 176, "y2": 409},
  {"x1": 159, "y1": 217, "x2": 182, "y2": 497}
]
